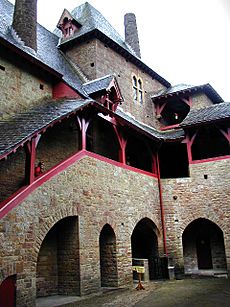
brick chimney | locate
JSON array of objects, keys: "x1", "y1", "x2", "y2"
[
  {"x1": 124, "y1": 13, "x2": 141, "y2": 58},
  {"x1": 12, "y1": 0, "x2": 37, "y2": 52}
]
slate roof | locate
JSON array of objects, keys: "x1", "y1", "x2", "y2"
[
  {"x1": 115, "y1": 108, "x2": 184, "y2": 141},
  {"x1": 0, "y1": 0, "x2": 87, "y2": 96},
  {"x1": 180, "y1": 101, "x2": 230, "y2": 128},
  {"x1": 0, "y1": 99, "x2": 93, "y2": 158},
  {"x1": 56, "y1": 2, "x2": 171, "y2": 88},
  {"x1": 0, "y1": 97, "x2": 185, "y2": 159},
  {"x1": 82, "y1": 75, "x2": 114, "y2": 95},
  {"x1": 151, "y1": 83, "x2": 223, "y2": 103}
]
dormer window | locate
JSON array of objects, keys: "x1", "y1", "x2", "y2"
[
  {"x1": 132, "y1": 75, "x2": 143, "y2": 103},
  {"x1": 57, "y1": 9, "x2": 82, "y2": 40}
]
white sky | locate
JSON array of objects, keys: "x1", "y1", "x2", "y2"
[{"x1": 9, "y1": 0, "x2": 230, "y2": 101}]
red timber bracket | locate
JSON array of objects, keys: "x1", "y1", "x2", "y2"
[
  {"x1": 181, "y1": 96, "x2": 193, "y2": 107},
  {"x1": 182, "y1": 131, "x2": 198, "y2": 163},
  {"x1": 219, "y1": 127, "x2": 230, "y2": 144},
  {"x1": 155, "y1": 102, "x2": 166, "y2": 118},
  {"x1": 76, "y1": 114, "x2": 91, "y2": 150},
  {"x1": 25, "y1": 134, "x2": 41, "y2": 184},
  {"x1": 113, "y1": 124, "x2": 127, "y2": 164}
]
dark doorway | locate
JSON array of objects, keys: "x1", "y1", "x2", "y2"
[
  {"x1": 183, "y1": 218, "x2": 227, "y2": 273},
  {"x1": 99, "y1": 224, "x2": 118, "y2": 287},
  {"x1": 196, "y1": 236, "x2": 213, "y2": 269},
  {"x1": 36, "y1": 216, "x2": 80, "y2": 297},
  {"x1": 131, "y1": 218, "x2": 162, "y2": 280},
  {"x1": 0, "y1": 275, "x2": 16, "y2": 307}
]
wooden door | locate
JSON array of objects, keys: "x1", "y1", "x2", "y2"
[
  {"x1": 196, "y1": 236, "x2": 213, "y2": 269},
  {"x1": 0, "y1": 276, "x2": 16, "y2": 307}
]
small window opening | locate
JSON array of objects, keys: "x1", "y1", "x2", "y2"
[
  {"x1": 90, "y1": 62, "x2": 95, "y2": 67},
  {"x1": 39, "y1": 84, "x2": 44, "y2": 90},
  {"x1": 204, "y1": 174, "x2": 208, "y2": 179},
  {"x1": 0, "y1": 65, "x2": 5, "y2": 71}
]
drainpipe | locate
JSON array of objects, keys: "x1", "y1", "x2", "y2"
[{"x1": 156, "y1": 152, "x2": 168, "y2": 256}]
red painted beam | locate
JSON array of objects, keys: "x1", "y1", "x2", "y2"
[{"x1": 0, "y1": 150, "x2": 157, "y2": 220}]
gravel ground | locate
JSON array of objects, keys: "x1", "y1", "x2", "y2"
[{"x1": 36, "y1": 278, "x2": 230, "y2": 307}]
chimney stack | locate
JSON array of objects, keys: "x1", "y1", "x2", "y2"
[
  {"x1": 12, "y1": 0, "x2": 37, "y2": 52},
  {"x1": 124, "y1": 13, "x2": 141, "y2": 58}
]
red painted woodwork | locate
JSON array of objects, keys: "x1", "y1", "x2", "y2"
[
  {"x1": 160, "y1": 124, "x2": 179, "y2": 131},
  {"x1": 156, "y1": 154, "x2": 167, "y2": 256},
  {"x1": 191, "y1": 154, "x2": 230, "y2": 164},
  {"x1": 220, "y1": 127, "x2": 230, "y2": 143},
  {"x1": 0, "y1": 275, "x2": 16, "y2": 307},
  {"x1": 0, "y1": 150, "x2": 157, "y2": 220},
  {"x1": 113, "y1": 126, "x2": 127, "y2": 164},
  {"x1": 182, "y1": 132, "x2": 198, "y2": 163},
  {"x1": 26, "y1": 138, "x2": 36, "y2": 184},
  {"x1": 77, "y1": 116, "x2": 90, "y2": 150},
  {"x1": 182, "y1": 96, "x2": 193, "y2": 107},
  {"x1": 155, "y1": 102, "x2": 166, "y2": 117},
  {"x1": 53, "y1": 81, "x2": 81, "y2": 99}
]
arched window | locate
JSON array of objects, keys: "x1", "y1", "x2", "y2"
[
  {"x1": 132, "y1": 75, "x2": 144, "y2": 103},
  {"x1": 138, "y1": 79, "x2": 143, "y2": 103},
  {"x1": 132, "y1": 76, "x2": 138, "y2": 102}
]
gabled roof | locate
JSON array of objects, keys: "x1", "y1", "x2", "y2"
[
  {"x1": 180, "y1": 101, "x2": 230, "y2": 128},
  {"x1": 57, "y1": 8, "x2": 82, "y2": 29},
  {"x1": 0, "y1": 99, "x2": 93, "y2": 158},
  {"x1": 82, "y1": 75, "x2": 115, "y2": 95},
  {"x1": 0, "y1": 0, "x2": 86, "y2": 96},
  {"x1": 57, "y1": 2, "x2": 171, "y2": 88},
  {"x1": 151, "y1": 83, "x2": 223, "y2": 104}
]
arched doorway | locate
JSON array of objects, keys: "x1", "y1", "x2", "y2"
[
  {"x1": 182, "y1": 218, "x2": 227, "y2": 274},
  {"x1": 131, "y1": 218, "x2": 161, "y2": 280},
  {"x1": 99, "y1": 224, "x2": 118, "y2": 287},
  {"x1": 36, "y1": 216, "x2": 80, "y2": 297}
]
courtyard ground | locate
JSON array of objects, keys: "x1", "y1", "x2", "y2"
[{"x1": 36, "y1": 277, "x2": 230, "y2": 307}]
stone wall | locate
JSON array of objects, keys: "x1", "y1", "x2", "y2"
[
  {"x1": 65, "y1": 38, "x2": 165, "y2": 128},
  {"x1": 0, "y1": 55, "x2": 52, "y2": 119},
  {"x1": 162, "y1": 158, "x2": 230, "y2": 275},
  {"x1": 191, "y1": 93, "x2": 213, "y2": 110},
  {"x1": 0, "y1": 155, "x2": 162, "y2": 306}
]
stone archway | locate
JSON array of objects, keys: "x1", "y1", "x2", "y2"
[
  {"x1": 182, "y1": 218, "x2": 227, "y2": 274},
  {"x1": 131, "y1": 218, "x2": 164, "y2": 280},
  {"x1": 99, "y1": 224, "x2": 118, "y2": 287},
  {"x1": 36, "y1": 216, "x2": 80, "y2": 297}
]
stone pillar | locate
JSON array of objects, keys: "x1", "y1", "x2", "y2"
[{"x1": 124, "y1": 13, "x2": 141, "y2": 58}]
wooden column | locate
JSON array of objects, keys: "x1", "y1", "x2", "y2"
[
  {"x1": 77, "y1": 116, "x2": 90, "y2": 150},
  {"x1": 113, "y1": 125, "x2": 127, "y2": 164}
]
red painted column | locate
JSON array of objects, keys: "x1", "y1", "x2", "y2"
[
  {"x1": 77, "y1": 116, "x2": 90, "y2": 150},
  {"x1": 26, "y1": 137, "x2": 36, "y2": 184},
  {"x1": 113, "y1": 125, "x2": 127, "y2": 164},
  {"x1": 182, "y1": 132, "x2": 198, "y2": 163}
]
